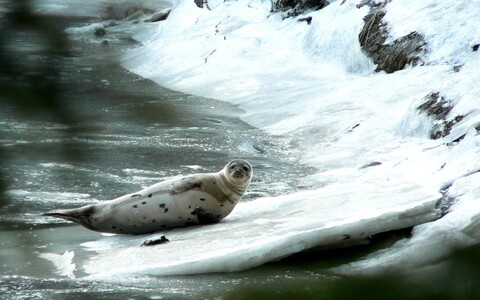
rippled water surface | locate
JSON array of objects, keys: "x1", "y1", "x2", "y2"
[{"x1": 0, "y1": 10, "x2": 333, "y2": 299}]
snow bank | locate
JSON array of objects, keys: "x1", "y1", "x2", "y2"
[{"x1": 116, "y1": 0, "x2": 480, "y2": 274}]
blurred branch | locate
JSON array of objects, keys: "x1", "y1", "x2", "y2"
[
  {"x1": 0, "y1": 0, "x2": 80, "y2": 207},
  {"x1": 0, "y1": 0, "x2": 72, "y2": 124}
]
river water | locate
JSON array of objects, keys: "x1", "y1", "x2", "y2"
[
  {"x1": 5, "y1": 2, "x2": 479, "y2": 299},
  {"x1": 0, "y1": 5, "x2": 350, "y2": 299}
]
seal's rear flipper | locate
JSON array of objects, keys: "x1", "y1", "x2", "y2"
[{"x1": 42, "y1": 205, "x2": 96, "y2": 231}]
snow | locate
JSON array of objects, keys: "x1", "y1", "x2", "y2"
[
  {"x1": 40, "y1": 0, "x2": 480, "y2": 276},
  {"x1": 119, "y1": 0, "x2": 480, "y2": 275},
  {"x1": 384, "y1": 0, "x2": 480, "y2": 65},
  {"x1": 39, "y1": 251, "x2": 76, "y2": 279}
]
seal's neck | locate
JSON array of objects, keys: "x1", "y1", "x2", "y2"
[{"x1": 217, "y1": 170, "x2": 249, "y2": 196}]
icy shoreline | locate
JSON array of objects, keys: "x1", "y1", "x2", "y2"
[{"x1": 118, "y1": 0, "x2": 480, "y2": 274}]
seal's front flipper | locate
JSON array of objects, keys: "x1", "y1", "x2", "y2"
[
  {"x1": 191, "y1": 207, "x2": 221, "y2": 224},
  {"x1": 169, "y1": 176, "x2": 203, "y2": 195}
]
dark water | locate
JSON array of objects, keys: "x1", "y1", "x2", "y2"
[{"x1": 0, "y1": 9, "x2": 333, "y2": 299}]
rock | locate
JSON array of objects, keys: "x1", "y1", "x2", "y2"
[
  {"x1": 274, "y1": 0, "x2": 328, "y2": 11},
  {"x1": 356, "y1": 0, "x2": 391, "y2": 9},
  {"x1": 417, "y1": 92, "x2": 464, "y2": 140},
  {"x1": 297, "y1": 16, "x2": 312, "y2": 25},
  {"x1": 418, "y1": 92, "x2": 452, "y2": 120},
  {"x1": 452, "y1": 65, "x2": 463, "y2": 72},
  {"x1": 359, "y1": 7, "x2": 426, "y2": 73},
  {"x1": 144, "y1": 9, "x2": 171, "y2": 22},
  {"x1": 142, "y1": 235, "x2": 170, "y2": 246},
  {"x1": 94, "y1": 27, "x2": 106, "y2": 37},
  {"x1": 194, "y1": 0, "x2": 204, "y2": 8},
  {"x1": 360, "y1": 161, "x2": 382, "y2": 169},
  {"x1": 272, "y1": 0, "x2": 329, "y2": 17}
]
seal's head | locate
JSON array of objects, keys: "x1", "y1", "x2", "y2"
[{"x1": 223, "y1": 159, "x2": 252, "y2": 187}]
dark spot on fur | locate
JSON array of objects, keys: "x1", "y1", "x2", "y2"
[
  {"x1": 133, "y1": 224, "x2": 137, "y2": 227},
  {"x1": 188, "y1": 205, "x2": 192, "y2": 209},
  {"x1": 220, "y1": 204, "x2": 224, "y2": 207},
  {"x1": 112, "y1": 226, "x2": 116, "y2": 229},
  {"x1": 152, "y1": 219, "x2": 156, "y2": 223},
  {"x1": 142, "y1": 201, "x2": 147, "y2": 205},
  {"x1": 164, "y1": 208, "x2": 169, "y2": 213},
  {"x1": 132, "y1": 205, "x2": 138, "y2": 208},
  {"x1": 120, "y1": 228, "x2": 124, "y2": 232},
  {"x1": 159, "y1": 203, "x2": 166, "y2": 208},
  {"x1": 162, "y1": 225, "x2": 166, "y2": 228},
  {"x1": 178, "y1": 216, "x2": 182, "y2": 219},
  {"x1": 148, "y1": 194, "x2": 153, "y2": 197},
  {"x1": 187, "y1": 218, "x2": 191, "y2": 221},
  {"x1": 200, "y1": 198, "x2": 205, "y2": 201},
  {"x1": 131, "y1": 194, "x2": 141, "y2": 198},
  {"x1": 143, "y1": 216, "x2": 146, "y2": 220}
]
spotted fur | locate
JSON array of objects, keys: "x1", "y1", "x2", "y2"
[{"x1": 43, "y1": 160, "x2": 252, "y2": 234}]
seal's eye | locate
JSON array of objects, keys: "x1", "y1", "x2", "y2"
[
  {"x1": 242, "y1": 166, "x2": 249, "y2": 172},
  {"x1": 230, "y1": 164, "x2": 236, "y2": 170}
]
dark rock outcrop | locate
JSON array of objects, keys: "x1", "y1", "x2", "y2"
[
  {"x1": 359, "y1": 5, "x2": 426, "y2": 73},
  {"x1": 417, "y1": 92, "x2": 464, "y2": 140},
  {"x1": 272, "y1": 0, "x2": 329, "y2": 17},
  {"x1": 194, "y1": 0, "x2": 204, "y2": 8},
  {"x1": 297, "y1": 16, "x2": 313, "y2": 25},
  {"x1": 274, "y1": 0, "x2": 329, "y2": 11},
  {"x1": 94, "y1": 26, "x2": 106, "y2": 37}
]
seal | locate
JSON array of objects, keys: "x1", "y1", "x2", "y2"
[{"x1": 42, "y1": 159, "x2": 252, "y2": 234}]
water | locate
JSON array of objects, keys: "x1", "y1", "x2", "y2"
[
  {"x1": 4, "y1": 2, "x2": 479, "y2": 299},
  {"x1": 0, "y1": 6, "x2": 340, "y2": 299}
]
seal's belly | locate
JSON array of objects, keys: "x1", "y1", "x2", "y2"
[{"x1": 94, "y1": 190, "x2": 235, "y2": 234}]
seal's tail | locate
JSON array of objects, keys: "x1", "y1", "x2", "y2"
[{"x1": 42, "y1": 205, "x2": 96, "y2": 231}]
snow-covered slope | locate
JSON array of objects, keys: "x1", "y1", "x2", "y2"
[{"x1": 27, "y1": 0, "x2": 476, "y2": 277}]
